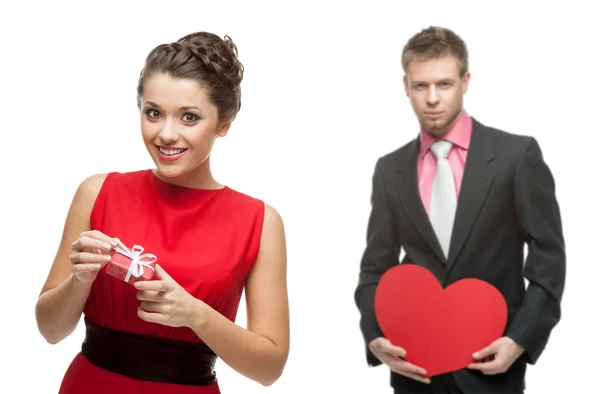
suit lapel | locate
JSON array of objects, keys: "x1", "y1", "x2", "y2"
[
  {"x1": 445, "y1": 119, "x2": 497, "y2": 270},
  {"x1": 395, "y1": 140, "x2": 447, "y2": 264},
  {"x1": 394, "y1": 118, "x2": 497, "y2": 273}
]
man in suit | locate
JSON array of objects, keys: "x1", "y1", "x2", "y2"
[{"x1": 354, "y1": 26, "x2": 566, "y2": 394}]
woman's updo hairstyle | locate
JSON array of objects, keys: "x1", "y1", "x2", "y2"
[{"x1": 136, "y1": 32, "x2": 244, "y2": 122}]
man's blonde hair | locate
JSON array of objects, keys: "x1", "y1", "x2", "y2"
[{"x1": 402, "y1": 26, "x2": 469, "y2": 77}]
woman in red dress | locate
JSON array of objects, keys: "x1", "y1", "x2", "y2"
[{"x1": 35, "y1": 32, "x2": 289, "y2": 394}]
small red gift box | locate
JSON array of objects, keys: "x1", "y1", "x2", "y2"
[{"x1": 105, "y1": 238, "x2": 157, "y2": 284}]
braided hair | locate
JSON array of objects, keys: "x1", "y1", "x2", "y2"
[{"x1": 136, "y1": 32, "x2": 244, "y2": 122}]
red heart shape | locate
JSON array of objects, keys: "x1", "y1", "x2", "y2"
[{"x1": 374, "y1": 264, "x2": 507, "y2": 377}]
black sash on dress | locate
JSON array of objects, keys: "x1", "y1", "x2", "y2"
[{"x1": 81, "y1": 317, "x2": 217, "y2": 386}]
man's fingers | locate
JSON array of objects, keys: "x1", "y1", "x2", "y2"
[
  {"x1": 468, "y1": 358, "x2": 501, "y2": 374},
  {"x1": 400, "y1": 372, "x2": 431, "y2": 384},
  {"x1": 473, "y1": 342, "x2": 498, "y2": 360},
  {"x1": 388, "y1": 360, "x2": 430, "y2": 384},
  {"x1": 369, "y1": 337, "x2": 387, "y2": 353},
  {"x1": 375, "y1": 338, "x2": 407, "y2": 358},
  {"x1": 403, "y1": 362, "x2": 427, "y2": 376},
  {"x1": 372, "y1": 340, "x2": 430, "y2": 384},
  {"x1": 389, "y1": 359, "x2": 427, "y2": 376}
]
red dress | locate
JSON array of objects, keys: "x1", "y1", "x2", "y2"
[{"x1": 58, "y1": 170, "x2": 265, "y2": 394}]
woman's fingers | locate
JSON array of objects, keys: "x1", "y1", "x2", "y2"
[
  {"x1": 139, "y1": 300, "x2": 164, "y2": 313},
  {"x1": 70, "y1": 252, "x2": 112, "y2": 265},
  {"x1": 79, "y1": 230, "x2": 116, "y2": 244},
  {"x1": 72, "y1": 231, "x2": 117, "y2": 253},
  {"x1": 72, "y1": 262, "x2": 102, "y2": 274},
  {"x1": 72, "y1": 237, "x2": 113, "y2": 254}
]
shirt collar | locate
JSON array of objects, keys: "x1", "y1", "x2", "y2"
[{"x1": 418, "y1": 110, "x2": 473, "y2": 160}]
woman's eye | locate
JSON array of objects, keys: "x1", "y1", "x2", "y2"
[
  {"x1": 146, "y1": 109, "x2": 160, "y2": 119},
  {"x1": 182, "y1": 113, "x2": 199, "y2": 123}
]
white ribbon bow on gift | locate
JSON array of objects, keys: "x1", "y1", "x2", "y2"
[{"x1": 112, "y1": 238, "x2": 157, "y2": 282}]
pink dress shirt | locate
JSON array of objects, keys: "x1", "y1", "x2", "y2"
[{"x1": 417, "y1": 110, "x2": 473, "y2": 214}]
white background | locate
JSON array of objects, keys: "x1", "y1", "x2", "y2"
[{"x1": 1, "y1": 1, "x2": 598, "y2": 393}]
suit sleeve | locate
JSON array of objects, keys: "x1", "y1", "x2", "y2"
[
  {"x1": 354, "y1": 158, "x2": 402, "y2": 367},
  {"x1": 505, "y1": 136, "x2": 566, "y2": 364}
]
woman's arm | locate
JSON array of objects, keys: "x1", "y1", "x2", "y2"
[
  {"x1": 190, "y1": 204, "x2": 290, "y2": 385},
  {"x1": 136, "y1": 203, "x2": 290, "y2": 386},
  {"x1": 35, "y1": 173, "x2": 110, "y2": 344}
]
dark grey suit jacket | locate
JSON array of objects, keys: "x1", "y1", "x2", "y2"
[{"x1": 354, "y1": 117, "x2": 566, "y2": 393}]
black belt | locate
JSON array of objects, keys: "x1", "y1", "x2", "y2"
[{"x1": 81, "y1": 317, "x2": 217, "y2": 386}]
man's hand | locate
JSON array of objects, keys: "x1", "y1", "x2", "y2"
[
  {"x1": 468, "y1": 336, "x2": 525, "y2": 375},
  {"x1": 369, "y1": 337, "x2": 430, "y2": 384}
]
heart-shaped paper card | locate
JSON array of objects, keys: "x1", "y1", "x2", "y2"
[{"x1": 374, "y1": 264, "x2": 508, "y2": 377}]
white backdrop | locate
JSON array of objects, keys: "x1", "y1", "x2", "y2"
[{"x1": 1, "y1": 1, "x2": 597, "y2": 393}]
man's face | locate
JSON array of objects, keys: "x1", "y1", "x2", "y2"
[{"x1": 403, "y1": 53, "x2": 470, "y2": 138}]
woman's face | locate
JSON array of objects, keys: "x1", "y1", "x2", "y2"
[{"x1": 139, "y1": 73, "x2": 231, "y2": 185}]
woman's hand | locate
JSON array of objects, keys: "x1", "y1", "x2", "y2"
[
  {"x1": 135, "y1": 264, "x2": 201, "y2": 328},
  {"x1": 70, "y1": 230, "x2": 117, "y2": 284}
]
